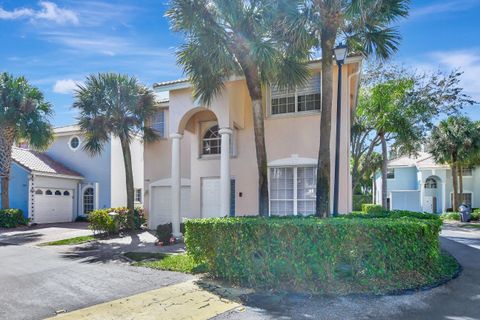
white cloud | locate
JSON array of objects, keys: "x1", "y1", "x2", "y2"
[
  {"x1": 0, "y1": 2, "x2": 78, "y2": 25},
  {"x1": 53, "y1": 79, "x2": 81, "y2": 94}
]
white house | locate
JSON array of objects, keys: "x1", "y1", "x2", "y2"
[{"x1": 374, "y1": 152, "x2": 479, "y2": 213}]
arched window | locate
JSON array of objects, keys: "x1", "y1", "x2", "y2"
[
  {"x1": 202, "y1": 125, "x2": 221, "y2": 155},
  {"x1": 45, "y1": 190, "x2": 53, "y2": 195},
  {"x1": 35, "y1": 189, "x2": 43, "y2": 195},
  {"x1": 54, "y1": 190, "x2": 62, "y2": 196},
  {"x1": 425, "y1": 177, "x2": 437, "y2": 189},
  {"x1": 63, "y1": 191, "x2": 70, "y2": 196}
]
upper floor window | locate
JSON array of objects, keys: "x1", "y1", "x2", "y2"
[
  {"x1": 462, "y1": 168, "x2": 473, "y2": 176},
  {"x1": 387, "y1": 168, "x2": 395, "y2": 179},
  {"x1": 135, "y1": 188, "x2": 142, "y2": 203},
  {"x1": 151, "y1": 110, "x2": 166, "y2": 138},
  {"x1": 69, "y1": 136, "x2": 81, "y2": 151},
  {"x1": 270, "y1": 72, "x2": 321, "y2": 115},
  {"x1": 202, "y1": 125, "x2": 221, "y2": 155}
]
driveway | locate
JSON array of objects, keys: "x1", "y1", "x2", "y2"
[{"x1": 0, "y1": 223, "x2": 194, "y2": 320}]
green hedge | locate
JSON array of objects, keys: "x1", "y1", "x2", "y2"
[
  {"x1": 440, "y1": 212, "x2": 460, "y2": 221},
  {"x1": 185, "y1": 216, "x2": 443, "y2": 293},
  {"x1": 344, "y1": 209, "x2": 439, "y2": 220},
  {"x1": 0, "y1": 209, "x2": 27, "y2": 228},
  {"x1": 362, "y1": 203, "x2": 384, "y2": 213},
  {"x1": 88, "y1": 207, "x2": 145, "y2": 234}
]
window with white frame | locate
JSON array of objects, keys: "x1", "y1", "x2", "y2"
[
  {"x1": 202, "y1": 125, "x2": 221, "y2": 155},
  {"x1": 269, "y1": 166, "x2": 317, "y2": 216},
  {"x1": 387, "y1": 168, "x2": 395, "y2": 179},
  {"x1": 462, "y1": 167, "x2": 473, "y2": 176},
  {"x1": 135, "y1": 188, "x2": 142, "y2": 203},
  {"x1": 151, "y1": 110, "x2": 166, "y2": 138},
  {"x1": 270, "y1": 72, "x2": 321, "y2": 115},
  {"x1": 424, "y1": 177, "x2": 437, "y2": 189},
  {"x1": 451, "y1": 193, "x2": 472, "y2": 206}
]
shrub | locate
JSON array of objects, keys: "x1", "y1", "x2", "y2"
[
  {"x1": 440, "y1": 212, "x2": 461, "y2": 221},
  {"x1": 471, "y1": 210, "x2": 480, "y2": 221},
  {"x1": 344, "y1": 210, "x2": 439, "y2": 220},
  {"x1": 88, "y1": 207, "x2": 145, "y2": 234},
  {"x1": 0, "y1": 209, "x2": 27, "y2": 228},
  {"x1": 362, "y1": 204, "x2": 384, "y2": 214},
  {"x1": 156, "y1": 223, "x2": 185, "y2": 244},
  {"x1": 185, "y1": 216, "x2": 443, "y2": 294}
]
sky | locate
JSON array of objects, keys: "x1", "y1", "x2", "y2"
[{"x1": 0, "y1": 0, "x2": 479, "y2": 126}]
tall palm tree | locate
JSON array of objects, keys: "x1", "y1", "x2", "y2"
[
  {"x1": 0, "y1": 73, "x2": 53, "y2": 209},
  {"x1": 167, "y1": 0, "x2": 313, "y2": 216},
  {"x1": 429, "y1": 116, "x2": 478, "y2": 211},
  {"x1": 74, "y1": 73, "x2": 158, "y2": 226},
  {"x1": 310, "y1": 0, "x2": 410, "y2": 217}
]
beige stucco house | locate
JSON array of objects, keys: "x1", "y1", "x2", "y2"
[{"x1": 144, "y1": 56, "x2": 362, "y2": 233}]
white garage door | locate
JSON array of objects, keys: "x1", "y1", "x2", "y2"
[
  {"x1": 34, "y1": 189, "x2": 74, "y2": 224},
  {"x1": 201, "y1": 178, "x2": 221, "y2": 218},
  {"x1": 149, "y1": 185, "x2": 190, "y2": 229}
]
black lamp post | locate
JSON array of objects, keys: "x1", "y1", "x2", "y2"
[{"x1": 332, "y1": 43, "x2": 348, "y2": 217}]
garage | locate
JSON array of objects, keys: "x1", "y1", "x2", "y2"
[
  {"x1": 148, "y1": 178, "x2": 191, "y2": 229},
  {"x1": 33, "y1": 188, "x2": 75, "y2": 224}
]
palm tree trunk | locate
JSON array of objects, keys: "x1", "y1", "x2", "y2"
[
  {"x1": 316, "y1": 26, "x2": 336, "y2": 218},
  {"x1": 0, "y1": 125, "x2": 16, "y2": 209},
  {"x1": 451, "y1": 153, "x2": 459, "y2": 211},
  {"x1": 119, "y1": 134, "x2": 135, "y2": 228},
  {"x1": 380, "y1": 132, "x2": 388, "y2": 209}
]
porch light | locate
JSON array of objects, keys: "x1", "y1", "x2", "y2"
[{"x1": 333, "y1": 43, "x2": 348, "y2": 65}]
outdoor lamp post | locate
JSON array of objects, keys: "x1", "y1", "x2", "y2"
[{"x1": 332, "y1": 43, "x2": 348, "y2": 217}]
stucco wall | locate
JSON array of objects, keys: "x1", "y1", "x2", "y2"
[{"x1": 0, "y1": 163, "x2": 29, "y2": 218}]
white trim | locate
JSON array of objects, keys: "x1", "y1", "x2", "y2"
[
  {"x1": 32, "y1": 171, "x2": 83, "y2": 180},
  {"x1": 268, "y1": 154, "x2": 317, "y2": 167},
  {"x1": 68, "y1": 135, "x2": 81, "y2": 151}
]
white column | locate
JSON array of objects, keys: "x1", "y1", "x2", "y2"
[
  {"x1": 170, "y1": 133, "x2": 183, "y2": 237},
  {"x1": 219, "y1": 128, "x2": 232, "y2": 217},
  {"x1": 442, "y1": 182, "x2": 446, "y2": 213}
]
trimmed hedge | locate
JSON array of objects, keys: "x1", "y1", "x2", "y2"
[
  {"x1": 185, "y1": 216, "x2": 443, "y2": 293},
  {"x1": 88, "y1": 207, "x2": 145, "y2": 234},
  {"x1": 344, "y1": 209, "x2": 439, "y2": 220},
  {"x1": 362, "y1": 203, "x2": 383, "y2": 213},
  {"x1": 0, "y1": 209, "x2": 27, "y2": 228},
  {"x1": 440, "y1": 212, "x2": 461, "y2": 221}
]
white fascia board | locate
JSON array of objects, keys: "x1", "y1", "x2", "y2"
[{"x1": 32, "y1": 171, "x2": 84, "y2": 180}]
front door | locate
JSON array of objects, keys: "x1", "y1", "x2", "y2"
[
  {"x1": 423, "y1": 196, "x2": 434, "y2": 213},
  {"x1": 201, "y1": 178, "x2": 220, "y2": 218}
]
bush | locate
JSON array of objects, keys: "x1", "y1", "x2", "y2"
[
  {"x1": 156, "y1": 223, "x2": 185, "y2": 244},
  {"x1": 440, "y1": 212, "x2": 461, "y2": 221},
  {"x1": 471, "y1": 210, "x2": 480, "y2": 221},
  {"x1": 353, "y1": 195, "x2": 372, "y2": 211},
  {"x1": 185, "y1": 216, "x2": 443, "y2": 294},
  {"x1": 88, "y1": 207, "x2": 145, "y2": 234},
  {"x1": 362, "y1": 204, "x2": 384, "y2": 214},
  {"x1": 344, "y1": 210, "x2": 439, "y2": 221},
  {"x1": 0, "y1": 209, "x2": 27, "y2": 228}
]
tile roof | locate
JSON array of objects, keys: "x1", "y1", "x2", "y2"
[
  {"x1": 388, "y1": 152, "x2": 448, "y2": 169},
  {"x1": 153, "y1": 78, "x2": 189, "y2": 88},
  {"x1": 54, "y1": 124, "x2": 80, "y2": 134},
  {"x1": 12, "y1": 147, "x2": 83, "y2": 178}
]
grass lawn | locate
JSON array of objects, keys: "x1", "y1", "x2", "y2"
[
  {"x1": 124, "y1": 252, "x2": 207, "y2": 274},
  {"x1": 459, "y1": 223, "x2": 480, "y2": 229},
  {"x1": 39, "y1": 235, "x2": 97, "y2": 246}
]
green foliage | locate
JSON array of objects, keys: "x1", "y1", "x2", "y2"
[
  {"x1": 0, "y1": 209, "x2": 27, "y2": 228},
  {"x1": 185, "y1": 216, "x2": 444, "y2": 294},
  {"x1": 352, "y1": 195, "x2": 372, "y2": 211},
  {"x1": 345, "y1": 210, "x2": 440, "y2": 221},
  {"x1": 130, "y1": 253, "x2": 207, "y2": 274},
  {"x1": 88, "y1": 207, "x2": 145, "y2": 234},
  {"x1": 155, "y1": 223, "x2": 185, "y2": 244},
  {"x1": 440, "y1": 212, "x2": 461, "y2": 221},
  {"x1": 39, "y1": 235, "x2": 96, "y2": 246},
  {"x1": 362, "y1": 204, "x2": 383, "y2": 213},
  {"x1": 471, "y1": 210, "x2": 480, "y2": 221}
]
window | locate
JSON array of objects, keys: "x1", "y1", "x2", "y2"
[
  {"x1": 202, "y1": 125, "x2": 221, "y2": 155},
  {"x1": 135, "y1": 189, "x2": 142, "y2": 203},
  {"x1": 69, "y1": 136, "x2": 80, "y2": 150},
  {"x1": 151, "y1": 110, "x2": 166, "y2": 138},
  {"x1": 424, "y1": 177, "x2": 437, "y2": 189},
  {"x1": 45, "y1": 190, "x2": 53, "y2": 195},
  {"x1": 54, "y1": 190, "x2": 62, "y2": 196},
  {"x1": 271, "y1": 72, "x2": 321, "y2": 115},
  {"x1": 387, "y1": 168, "x2": 395, "y2": 179},
  {"x1": 63, "y1": 191, "x2": 70, "y2": 196},
  {"x1": 269, "y1": 166, "x2": 317, "y2": 216},
  {"x1": 83, "y1": 187, "x2": 94, "y2": 215},
  {"x1": 462, "y1": 168, "x2": 473, "y2": 176},
  {"x1": 35, "y1": 189, "x2": 43, "y2": 195},
  {"x1": 451, "y1": 193, "x2": 472, "y2": 207}
]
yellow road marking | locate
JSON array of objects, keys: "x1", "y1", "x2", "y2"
[{"x1": 47, "y1": 280, "x2": 240, "y2": 320}]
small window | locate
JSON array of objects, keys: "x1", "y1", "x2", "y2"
[
  {"x1": 202, "y1": 125, "x2": 221, "y2": 155},
  {"x1": 54, "y1": 190, "x2": 62, "y2": 196},
  {"x1": 63, "y1": 191, "x2": 70, "y2": 196},
  {"x1": 151, "y1": 110, "x2": 166, "y2": 138},
  {"x1": 424, "y1": 177, "x2": 437, "y2": 189},
  {"x1": 69, "y1": 136, "x2": 80, "y2": 150},
  {"x1": 135, "y1": 189, "x2": 142, "y2": 203},
  {"x1": 45, "y1": 190, "x2": 53, "y2": 195},
  {"x1": 462, "y1": 168, "x2": 473, "y2": 176},
  {"x1": 387, "y1": 168, "x2": 395, "y2": 179},
  {"x1": 35, "y1": 189, "x2": 43, "y2": 195}
]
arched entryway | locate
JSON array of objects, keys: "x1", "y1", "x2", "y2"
[{"x1": 423, "y1": 176, "x2": 442, "y2": 213}]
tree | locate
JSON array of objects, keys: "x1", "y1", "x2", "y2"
[
  {"x1": 0, "y1": 73, "x2": 53, "y2": 209},
  {"x1": 74, "y1": 73, "x2": 158, "y2": 227},
  {"x1": 167, "y1": 0, "x2": 312, "y2": 216},
  {"x1": 310, "y1": 0, "x2": 410, "y2": 217},
  {"x1": 429, "y1": 116, "x2": 480, "y2": 211}
]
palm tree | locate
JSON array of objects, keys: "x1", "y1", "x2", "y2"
[
  {"x1": 73, "y1": 73, "x2": 158, "y2": 227},
  {"x1": 0, "y1": 73, "x2": 53, "y2": 209},
  {"x1": 429, "y1": 116, "x2": 478, "y2": 211},
  {"x1": 310, "y1": 0, "x2": 410, "y2": 216},
  {"x1": 167, "y1": 0, "x2": 312, "y2": 216}
]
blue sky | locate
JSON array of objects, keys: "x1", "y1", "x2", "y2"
[{"x1": 1, "y1": 0, "x2": 479, "y2": 126}]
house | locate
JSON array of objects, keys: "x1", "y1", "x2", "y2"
[
  {"x1": 373, "y1": 152, "x2": 480, "y2": 213},
  {"x1": 45, "y1": 125, "x2": 144, "y2": 217},
  {"x1": 144, "y1": 56, "x2": 363, "y2": 231},
  {"x1": 0, "y1": 147, "x2": 83, "y2": 223}
]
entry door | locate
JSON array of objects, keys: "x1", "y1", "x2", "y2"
[
  {"x1": 423, "y1": 196, "x2": 434, "y2": 213},
  {"x1": 201, "y1": 178, "x2": 221, "y2": 218}
]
